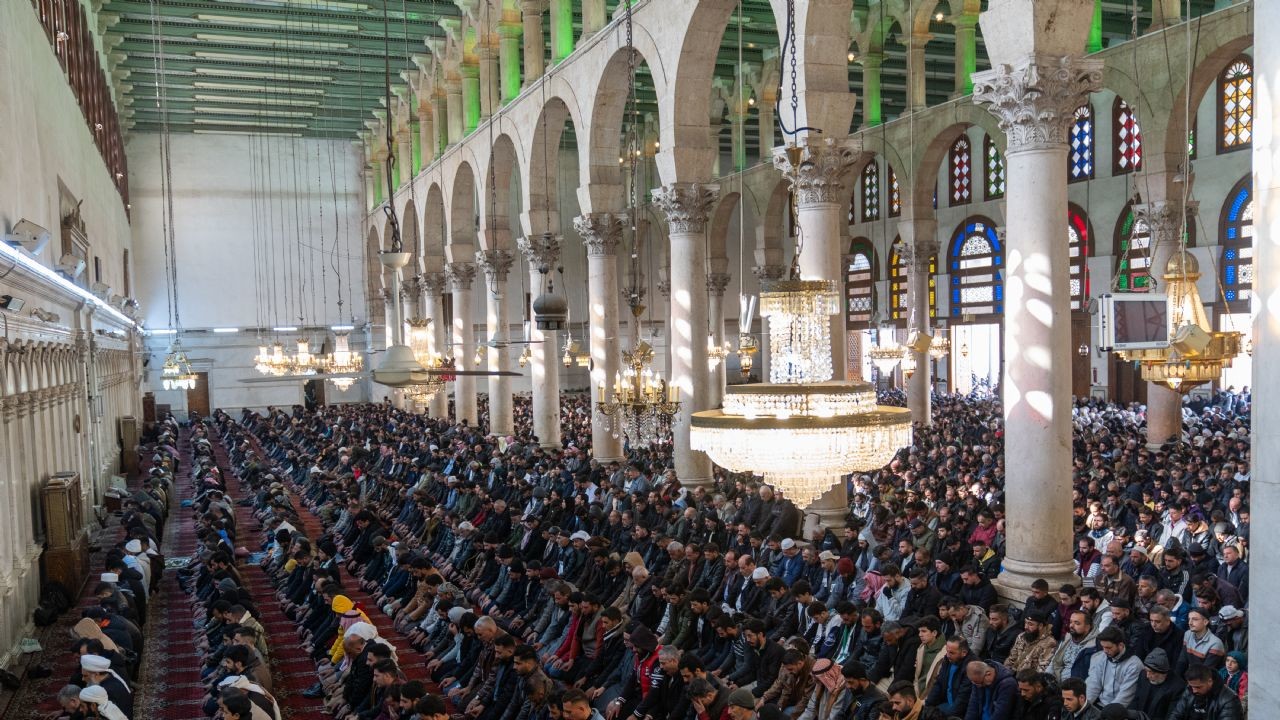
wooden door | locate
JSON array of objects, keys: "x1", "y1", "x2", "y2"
[
  {"x1": 1071, "y1": 313, "x2": 1090, "y2": 398},
  {"x1": 186, "y1": 372, "x2": 211, "y2": 418},
  {"x1": 304, "y1": 379, "x2": 326, "y2": 410},
  {"x1": 1109, "y1": 355, "x2": 1148, "y2": 405}
]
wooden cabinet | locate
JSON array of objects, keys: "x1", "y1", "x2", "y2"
[{"x1": 41, "y1": 472, "x2": 89, "y2": 593}]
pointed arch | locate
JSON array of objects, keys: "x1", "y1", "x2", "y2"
[
  {"x1": 1113, "y1": 202, "x2": 1152, "y2": 291},
  {"x1": 1218, "y1": 54, "x2": 1253, "y2": 152}
]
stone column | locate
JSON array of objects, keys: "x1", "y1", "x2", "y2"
[
  {"x1": 548, "y1": 0, "x2": 573, "y2": 64},
  {"x1": 706, "y1": 272, "x2": 731, "y2": 408},
  {"x1": 421, "y1": 272, "x2": 450, "y2": 419},
  {"x1": 906, "y1": 33, "x2": 932, "y2": 112},
  {"x1": 581, "y1": 0, "x2": 605, "y2": 38},
  {"x1": 362, "y1": 165, "x2": 377, "y2": 210},
  {"x1": 396, "y1": 131, "x2": 413, "y2": 185},
  {"x1": 497, "y1": 20, "x2": 523, "y2": 103},
  {"x1": 861, "y1": 53, "x2": 884, "y2": 127},
  {"x1": 446, "y1": 262, "x2": 479, "y2": 425},
  {"x1": 461, "y1": 62, "x2": 481, "y2": 132},
  {"x1": 772, "y1": 137, "x2": 860, "y2": 381},
  {"x1": 378, "y1": 287, "x2": 394, "y2": 349},
  {"x1": 518, "y1": 234, "x2": 563, "y2": 448},
  {"x1": 418, "y1": 103, "x2": 437, "y2": 166},
  {"x1": 974, "y1": 46, "x2": 1102, "y2": 600},
  {"x1": 1250, "y1": 0, "x2": 1279, "y2": 705},
  {"x1": 477, "y1": 249, "x2": 515, "y2": 436},
  {"x1": 477, "y1": 42, "x2": 499, "y2": 119},
  {"x1": 899, "y1": 223, "x2": 938, "y2": 426},
  {"x1": 431, "y1": 89, "x2": 449, "y2": 152},
  {"x1": 952, "y1": 16, "x2": 979, "y2": 96},
  {"x1": 520, "y1": 0, "x2": 545, "y2": 88},
  {"x1": 445, "y1": 77, "x2": 464, "y2": 145},
  {"x1": 574, "y1": 213, "x2": 625, "y2": 462},
  {"x1": 653, "y1": 183, "x2": 719, "y2": 488},
  {"x1": 1135, "y1": 199, "x2": 1197, "y2": 449},
  {"x1": 757, "y1": 93, "x2": 776, "y2": 162},
  {"x1": 656, "y1": 279, "x2": 673, "y2": 382}
]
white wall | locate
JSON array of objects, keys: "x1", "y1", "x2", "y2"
[{"x1": 129, "y1": 132, "x2": 368, "y2": 330}]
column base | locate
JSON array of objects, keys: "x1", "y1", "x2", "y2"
[
  {"x1": 679, "y1": 475, "x2": 715, "y2": 491},
  {"x1": 802, "y1": 484, "x2": 849, "y2": 537},
  {"x1": 991, "y1": 558, "x2": 1079, "y2": 607}
]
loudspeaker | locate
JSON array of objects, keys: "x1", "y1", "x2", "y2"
[
  {"x1": 906, "y1": 332, "x2": 933, "y2": 354},
  {"x1": 1170, "y1": 324, "x2": 1211, "y2": 356}
]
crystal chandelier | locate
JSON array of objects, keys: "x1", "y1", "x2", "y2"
[
  {"x1": 691, "y1": 274, "x2": 913, "y2": 509},
  {"x1": 254, "y1": 344, "x2": 272, "y2": 375},
  {"x1": 595, "y1": 340, "x2": 681, "y2": 445},
  {"x1": 161, "y1": 340, "x2": 198, "y2": 391},
  {"x1": 263, "y1": 342, "x2": 291, "y2": 376},
  {"x1": 324, "y1": 332, "x2": 363, "y2": 391},
  {"x1": 901, "y1": 351, "x2": 917, "y2": 377},
  {"x1": 707, "y1": 335, "x2": 730, "y2": 370},
  {"x1": 405, "y1": 319, "x2": 446, "y2": 401},
  {"x1": 869, "y1": 340, "x2": 904, "y2": 375},
  {"x1": 928, "y1": 333, "x2": 950, "y2": 361}
]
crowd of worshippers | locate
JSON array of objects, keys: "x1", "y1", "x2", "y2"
[
  {"x1": 57, "y1": 417, "x2": 173, "y2": 720},
  {"x1": 179, "y1": 387, "x2": 1249, "y2": 720}
]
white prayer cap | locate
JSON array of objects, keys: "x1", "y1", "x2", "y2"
[
  {"x1": 458, "y1": 521, "x2": 475, "y2": 533},
  {"x1": 124, "y1": 540, "x2": 143, "y2": 554},
  {"x1": 81, "y1": 654, "x2": 112, "y2": 672},
  {"x1": 344, "y1": 622, "x2": 379, "y2": 641},
  {"x1": 448, "y1": 607, "x2": 468, "y2": 624},
  {"x1": 218, "y1": 675, "x2": 244, "y2": 688},
  {"x1": 100, "y1": 573, "x2": 119, "y2": 583},
  {"x1": 79, "y1": 685, "x2": 109, "y2": 704},
  {"x1": 751, "y1": 567, "x2": 770, "y2": 581},
  {"x1": 780, "y1": 538, "x2": 796, "y2": 551},
  {"x1": 570, "y1": 531, "x2": 591, "y2": 542}
]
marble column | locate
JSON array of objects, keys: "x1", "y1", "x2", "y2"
[
  {"x1": 906, "y1": 33, "x2": 932, "y2": 112},
  {"x1": 772, "y1": 137, "x2": 861, "y2": 381},
  {"x1": 653, "y1": 183, "x2": 719, "y2": 488},
  {"x1": 706, "y1": 272, "x2": 731, "y2": 409},
  {"x1": 421, "y1": 272, "x2": 450, "y2": 419},
  {"x1": 974, "y1": 49, "x2": 1102, "y2": 600},
  {"x1": 898, "y1": 221, "x2": 938, "y2": 426},
  {"x1": 497, "y1": 21, "x2": 523, "y2": 103},
  {"x1": 574, "y1": 212, "x2": 625, "y2": 462},
  {"x1": 477, "y1": 249, "x2": 516, "y2": 436},
  {"x1": 861, "y1": 53, "x2": 884, "y2": 127},
  {"x1": 1135, "y1": 199, "x2": 1198, "y2": 449},
  {"x1": 1249, "y1": 0, "x2": 1279, "y2": 705},
  {"x1": 581, "y1": 0, "x2": 605, "y2": 38},
  {"x1": 518, "y1": 234, "x2": 563, "y2": 448},
  {"x1": 520, "y1": 0, "x2": 545, "y2": 88},
  {"x1": 446, "y1": 262, "x2": 478, "y2": 425},
  {"x1": 362, "y1": 165, "x2": 377, "y2": 211},
  {"x1": 477, "y1": 43, "x2": 498, "y2": 119},
  {"x1": 431, "y1": 89, "x2": 449, "y2": 152},
  {"x1": 461, "y1": 62, "x2": 481, "y2": 132},
  {"x1": 445, "y1": 78, "x2": 464, "y2": 145},
  {"x1": 952, "y1": 16, "x2": 979, "y2": 96},
  {"x1": 548, "y1": 0, "x2": 573, "y2": 64},
  {"x1": 396, "y1": 131, "x2": 413, "y2": 185},
  {"x1": 418, "y1": 104, "x2": 436, "y2": 166},
  {"x1": 656, "y1": 279, "x2": 673, "y2": 382}
]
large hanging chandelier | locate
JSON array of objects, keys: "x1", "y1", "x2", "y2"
[
  {"x1": 161, "y1": 340, "x2": 198, "y2": 391},
  {"x1": 404, "y1": 319, "x2": 446, "y2": 401},
  {"x1": 290, "y1": 338, "x2": 317, "y2": 375},
  {"x1": 928, "y1": 333, "x2": 950, "y2": 360},
  {"x1": 324, "y1": 332, "x2": 364, "y2": 391},
  {"x1": 595, "y1": 339, "x2": 681, "y2": 445},
  {"x1": 1115, "y1": 252, "x2": 1242, "y2": 393},
  {"x1": 707, "y1": 335, "x2": 730, "y2": 370},
  {"x1": 869, "y1": 339, "x2": 905, "y2": 375}
]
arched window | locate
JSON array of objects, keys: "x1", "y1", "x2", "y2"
[
  {"x1": 1220, "y1": 176, "x2": 1253, "y2": 311},
  {"x1": 845, "y1": 238, "x2": 877, "y2": 328},
  {"x1": 949, "y1": 136, "x2": 972, "y2": 206},
  {"x1": 984, "y1": 135, "x2": 1005, "y2": 200},
  {"x1": 861, "y1": 162, "x2": 881, "y2": 222},
  {"x1": 948, "y1": 217, "x2": 1003, "y2": 319},
  {"x1": 1070, "y1": 104, "x2": 1094, "y2": 182},
  {"x1": 1113, "y1": 97, "x2": 1143, "y2": 174},
  {"x1": 1114, "y1": 205, "x2": 1152, "y2": 291},
  {"x1": 889, "y1": 237, "x2": 937, "y2": 326},
  {"x1": 887, "y1": 164, "x2": 901, "y2": 218},
  {"x1": 1219, "y1": 56, "x2": 1253, "y2": 152},
  {"x1": 1068, "y1": 205, "x2": 1091, "y2": 310}
]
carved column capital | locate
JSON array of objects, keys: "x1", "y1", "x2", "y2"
[
  {"x1": 574, "y1": 213, "x2": 626, "y2": 257},
  {"x1": 652, "y1": 183, "x2": 719, "y2": 235},
  {"x1": 772, "y1": 136, "x2": 863, "y2": 206},
  {"x1": 656, "y1": 280, "x2": 671, "y2": 300},
  {"x1": 445, "y1": 261, "x2": 477, "y2": 291},
  {"x1": 973, "y1": 54, "x2": 1104, "y2": 152},
  {"x1": 517, "y1": 234, "x2": 563, "y2": 272},
  {"x1": 420, "y1": 271, "x2": 448, "y2": 296},
  {"x1": 706, "y1": 272, "x2": 732, "y2": 298},
  {"x1": 1134, "y1": 199, "x2": 1199, "y2": 254},
  {"x1": 476, "y1": 249, "x2": 516, "y2": 283},
  {"x1": 752, "y1": 264, "x2": 787, "y2": 282}
]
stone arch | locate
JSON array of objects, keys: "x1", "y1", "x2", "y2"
[
  {"x1": 765, "y1": 0, "x2": 857, "y2": 136},
  {"x1": 481, "y1": 132, "x2": 521, "y2": 251},
  {"x1": 757, "y1": 178, "x2": 791, "y2": 270},
  {"x1": 657, "y1": 0, "x2": 738, "y2": 183},
  {"x1": 448, "y1": 161, "x2": 479, "y2": 257},
  {"x1": 1164, "y1": 33, "x2": 1253, "y2": 163},
  {"x1": 423, "y1": 183, "x2": 447, "y2": 272},
  {"x1": 366, "y1": 225, "x2": 384, "y2": 296},
  {"x1": 708, "y1": 192, "x2": 741, "y2": 267},
  {"x1": 525, "y1": 96, "x2": 578, "y2": 235},
  {"x1": 402, "y1": 198, "x2": 420, "y2": 274},
  {"x1": 585, "y1": 45, "x2": 665, "y2": 213},
  {"x1": 907, "y1": 112, "x2": 1004, "y2": 214}
]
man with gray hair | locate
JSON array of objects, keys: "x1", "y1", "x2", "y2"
[
  {"x1": 631, "y1": 646, "x2": 684, "y2": 720},
  {"x1": 57, "y1": 685, "x2": 83, "y2": 719}
]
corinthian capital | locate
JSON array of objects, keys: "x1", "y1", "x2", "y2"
[
  {"x1": 973, "y1": 54, "x2": 1103, "y2": 152},
  {"x1": 1134, "y1": 199, "x2": 1199, "y2": 250},
  {"x1": 517, "y1": 233, "x2": 562, "y2": 272},
  {"x1": 772, "y1": 136, "x2": 863, "y2": 206},
  {"x1": 420, "y1": 271, "x2": 448, "y2": 296},
  {"x1": 706, "y1": 272, "x2": 732, "y2": 298},
  {"x1": 574, "y1": 212, "x2": 626, "y2": 257},
  {"x1": 476, "y1": 249, "x2": 516, "y2": 283},
  {"x1": 445, "y1": 261, "x2": 477, "y2": 291},
  {"x1": 652, "y1": 183, "x2": 719, "y2": 235}
]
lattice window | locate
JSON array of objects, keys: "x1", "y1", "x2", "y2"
[
  {"x1": 888, "y1": 164, "x2": 901, "y2": 218},
  {"x1": 1114, "y1": 97, "x2": 1143, "y2": 174},
  {"x1": 1115, "y1": 208, "x2": 1153, "y2": 291},
  {"x1": 949, "y1": 218, "x2": 1003, "y2": 319},
  {"x1": 845, "y1": 238, "x2": 876, "y2": 328},
  {"x1": 1068, "y1": 206, "x2": 1090, "y2": 311},
  {"x1": 861, "y1": 162, "x2": 881, "y2": 222},
  {"x1": 1220, "y1": 57, "x2": 1253, "y2": 151},
  {"x1": 1070, "y1": 104, "x2": 1094, "y2": 182},
  {"x1": 1221, "y1": 177, "x2": 1253, "y2": 311},
  {"x1": 984, "y1": 135, "x2": 1005, "y2": 199},
  {"x1": 889, "y1": 238, "x2": 937, "y2": 326},
  {"x1": 950, "y1": 136, "x2": 972, "y2": 206}
]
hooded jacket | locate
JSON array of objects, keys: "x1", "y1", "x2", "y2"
[{"x1": 1085, "y1": 647, "x2": 1143, "y2": 706}]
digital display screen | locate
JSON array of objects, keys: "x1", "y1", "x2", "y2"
[{"x1": 1113, "y1": 299, "x2": 1169, "y2": 346}]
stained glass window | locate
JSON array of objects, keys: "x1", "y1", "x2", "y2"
[
  {"x1": 1220, "y1": 57, "x2": 1253, "y2": 151},
  {"x1": 949, "y1": 218, "x2": 1003, "y2": 319},
  {"x1": 1070, "y1": 104, "x2": 1093, "y2": 182},
  {"x1": 1221, "y1": 176, "x2": 1253, "y2": 311},
  {"x1": 845, "y1": 238, "x2": 876, "y2": 328},
  {"x1": 950, "y1": 136, "x2": 972, "y2": 206},
  {"x1": 984, "y1": 135, "x2": 1005, "y2": 199},
  {"x1": 1068, "y1": 206, "x2": 1090, "y2": 310},
  {"x1": 888, "y1": 165, "x2": 901, "y2": 218},
  {"x1": 889, "y1": 238, "x2": 937, "y2": 325},
  {"x1": 1115, "y1": 207, "x2": 1152, "y2": 291},
  {"x1": 1114, "y1": 97, "x2": 1143, "y2": 174},
  {"x1": 861, "y1": 162, "x2": 880, "y2": 222}
]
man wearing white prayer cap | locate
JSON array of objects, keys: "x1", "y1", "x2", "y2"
[
  {"x1": 78, "y1": 685, "x2": 128, "y2": 720},
  {"x1": 81, "y1": 654, "x2": 133, "y2": 718},
  {"x1": 121, "y1": 540, "x2": 151, "y2": 591},
  {"x1": 218, "y1": 675, "x2": 281, "y2": 720}
]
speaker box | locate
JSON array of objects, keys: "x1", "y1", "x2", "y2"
[
  {"x1": 1170, "y1": 324, "x2": 1211, "y2": 356},
  {"x1": 906, "y1": 332, "x2": 933, "y2": 354}
]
